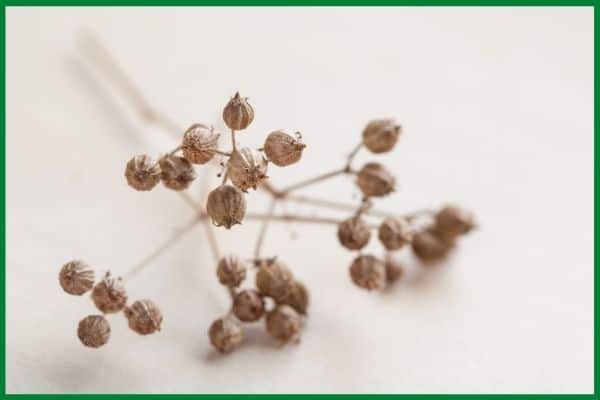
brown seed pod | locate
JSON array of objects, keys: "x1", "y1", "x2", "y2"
[
  {"x1": 232, "y1": 290, "x2": 265, "y2": 322},
  {"x1": 59, "y1": 260, "x2": 95, "y2": 296},
  {"x1": 77, "y1": 315, "x2": 110, "y2": 348},
  {"x1": 222, "y1": 92, "x2": 254, "y2": 130},
  {"x1": 255, "y1": 260, "x2": 294, "y2": 302},
  {"x1": 435, "y1": 204, "x2": 476, "y2": 239},
  {"x1": 349, "y1": 254, "x2": 386, "y2": 291},
  {"x1": 208, "y1": 317, "x2": 244, "y2": 353},
  {"x1": 378, "y1": 217, "x2": 413, "y2": 251},
  {"x1": 411, "y1": 229, "x2": 453, "y2": 261},
  {"x1": 278, "y1": 281, "x2": 309, "y2": 315},
  {"x1": 206, "y1": 185, "x2": 247, "y2": 229},
  {"x1": 385, "y1": 259, "x2": 404, "y2": 283},
  {"x1": 159, "y1": 155, "x2": 196, "y2": 191},
  {"x1": 124, "y1": 299, "x2": 163, "y2": 335},
  {"x1": 337, "y1": 217, "x2": 371, "y2": 251},
  {"x1": 263, "y1": 130, "x2": 306, "y2": 167},
  {"x1": 181, "y1": 123, "x2": 220, "y2": 165},
  {"x1": 356, "y1": 162, "x2": 395, "y2": 197},
  {"x1": 216, "y1": 255, "x2": 247, "y2": 288},
  {"x1": 266, "y1": 305, "x2": 301, "y2": 343},
  {"x1": 227, "y1": 148, "x2": 269, "y2": 192},
  {"x1": 362, "y1": 119, "x2": 401, "y2": 153},
  {"x1": 91, "y1": 272, "x2": 127, "y2": 314},
  {"x1": 124, "y1": 154, "x2": 161, "y2": 191}
]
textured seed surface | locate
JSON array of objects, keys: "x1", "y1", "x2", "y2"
[
  {"x1": 59, "y1": 260, "x2": 95, "y2": 296},
  {"x1": 349, "y1": 254, "x2": 386, "y2": 290},
  {"x1": 255, "y1": 260, "x2": 294, "y2": 302},
  {"x1": 378, "y1": 217, "x2": 412, "y2": 251},
  {"x1": 209, "y1": 317, "x2": 244, "y2": 353},
  {"x1": 337, "y1": 217, "x2": 371, "y2": 250},
  {"x1": 266, "y1": 305, "x2": 301, "y2": 342},
  {"x1": 181, "y1": 124, "x2": 219, "y2": 165},
  {"x1": 263, "y1": 130, "x2": 306, "y2": 167},
  {"x1": 91, "y1": 272, "x2": 127, "y2": 314},
  {"x1": 227, "y1": 148, "x2": 269, "y2": 192},
  {"x1": 216, "y1": 255, "x2": 247, "y2": 288},
  {"x1": 232, "y1": 290, "x2": 265, "y2": 322},
  {"x1": 159, "y1": 155, "x2": 196, "y2": 191},
  {"x1": 278, "y1": 281, "x2": 309, "y2": 315},
  {"x1": 222, "y1": 92, "x2": 254, "y2": 130},
  {"x1": 362, "y1": 119, "x2": 401, "y2": 153},
  {"x1": 206, "y1": 185, "x2": 247, "y2": 229},
  {"x1": 356, "y1": 162, "x2": 395, "y2": 197},
  {"x1": 124, "y1": 299, "x2": 163, "y2": 335},
  {"x1": 125, "y1": 154, "x2": 161, "y2": 191},
  {"x1": 78, "y1": 315, "x2": 110, "y2": 348}
]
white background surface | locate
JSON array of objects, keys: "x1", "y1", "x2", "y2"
[{"x1": 6, "y1": 7, "x2": 593, "y2": 393}]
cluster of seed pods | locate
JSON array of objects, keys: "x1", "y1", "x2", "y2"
[
  {"x1": 124, "y1": 92, "x2": 307, "y2": 229},
  {"x1": 58, "y1": 260, "x2": 162, "y2": 348}
]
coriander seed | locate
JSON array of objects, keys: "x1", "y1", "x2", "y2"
[
  {"x1": 209, "y1": 316, "x2": 244, "y2": 353},
  {"x1": 91, "y1": 272, "x2": 128, "y2": 314},
  {"x1": 206, "y1": 185, "x2": 247, "y2": 229},
  {"x1": 349, "y1": 254, "x2": 386, "y2": 290},
  {"x1": 124, "y1": 299, "x2": 163, "y2": 335},
  {"x1": 232, "y1": 290, "x2": 265, "y2": 322},
  {"x1": 227, "y1": 148, "x2": 269, "y2": 192},
  {"x1": 216, "y1": 255, "x2": 247, "y2": 288},
  {"x1": 378, "y1": 217, "x2": 412, "y2": 251},
  {"x1": 255, "y1": 260, "x2": 294, "y2": 302},
  {"x1": 77, "y1": 315, "x2": 110, "y2": 348},
  {"x1": 266, "y1": 305, "x2": 301, "y2": 343},
  {"x1": 181, "y1": 123, "x2": 220, "y2": 165},
  {"x1": 362, "y1": 119, "x2": 401, "y2": 153},
  {"x1": 356, "y1": 162, "x2": 395, "y2": 197},
  {"x1": 337, "y1": 217, "x2": 371, "y2": 250},
  {"x1": 223, "y1": 92, "x2": 254, "y2": 131},
  {"x1": 263, "y1": 130, "x2": 306, "y2": 167},
  {"x1": 59, "y1": 260, "x2": 95, "y2": 296},
  {"x1": 125, "y1": 154, "x2": 161, "y2": 191},
  {"x1": 159, "y1": 155, "x2": 196, "y2": 191}
]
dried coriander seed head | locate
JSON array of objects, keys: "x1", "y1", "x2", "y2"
[
  {"x1": 77, "y1": 315, "x2": 110, "y2": 348},
  {"x1": 223, "y1": 92, "x2": 254, "y2": 131},
  {"x1": 385, "y1": 259, "x2": 404, "y2": 283},
  {"x1": 227, "y1": 148, "x2": 269, "y2": 192},
  {"x1": 411, "y1": 229, "x2": 453, "y2": 261},
  {"x1": 337, "y1": 217, "x2": 371, "y2": 250},
  {"x1": 124, "y1": 299, "x2": 163, "y2": 335},
  {"x1": 125, "y1": 154, "x2": 161, "y2": 191},
  {"x1": 255, "y1": 260, "x2": 294, "y2": 302},
  {"x1": 263, "y1": 130, "x2": 306, "y2": 167},
  {"x1": 209, "y1": 316, "x2": 244, "y2": 353},
  {"x1": 378, "y1": 217, "x2": 413, "y2": 251},
  {"x1": 356, "y1": 162, "x2": 395, "y2": 197},
  {"x1": 349, "y1": 254, "x2": 386, "y2": 290},
  {"x1": 159, "y1": 155, "x2": 196, "y2": 191},
  {"x1": 181, "y1": 123, "x2": 220, "y2": 165},
  {"x1": 59, "y1": 260, "x2": 94, "y2": 296},
  {"x1": 232, "y1": 290, "x2": 265, "y2": 322},
  {"x1": 91, "y1": 272, "x2": 127, "y2": 314},
  {"x1": 216, "y1": 255, "x2": 247, "y2": 288},
  {"x1": 206, "y1": 185, "x2": 247, "y2": 229},
  {"x1": 278, "y1": 280, "x2": 309, "y2": 315},
  {"x1": 266, "y1": 305, "x2": 301, "y2": 343},
  {"x1": 362, "y1": 119, "x2": 401, "y2": 153},
  {"x1": 435, "y1": 204, "x2": 476, "y2": 239}
]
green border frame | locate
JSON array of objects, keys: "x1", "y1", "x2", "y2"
[{"x1": 1, "y1": 0, "x2": 595, "y2": 396}]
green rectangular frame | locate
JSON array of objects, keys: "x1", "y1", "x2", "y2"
[{"x1": 0, "y1": 0, "x2": 595, "y2": 396}]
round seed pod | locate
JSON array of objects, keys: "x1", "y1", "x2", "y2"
[
  {"x1": 356, "y1": 162, "x2": 395, "y2": 197},
  {"x1": 181, "y1": 123, "x2": 220, "y2": 165},
  {"x1": 91, "y1": 272, "x2": 127, "y2": 314},
  {"x1": 337, "y1": 217, "x2": 371, "y2": 250},
  {"x1": 263, "y1": 130, "x2": 306, "y2": 167},
  {"x1": 216, "y1": 255, "x2": 247, "y2": 288},
  {"x1": 59, "y1": 260, "x2": 94, "y2": 296},
  {"x1": 124, "y1": 154, "x2": 161, "y2": 191},
  {"x1": 222, "y1": 92, "x2": 254, "y2": 130},
  {"x1": 362, "y1": 119, "x2": 401, "y2": 153},
  {"x1": 385, "y1": 259, "x2": 404, "y2": 283},
  {"x1": 124, "y1": 299, "x2": 163, "y2": 335},
  {"x1": 77, "y1": 315, "x2": 110, "y2": 348},
  {"x1": 208, "y1": 317, "x2": 244, "y2": 353},
  {"x1": 227, "y1": 148, "x2": 269, "y2": 192},
  {"x1": 435, "y1": 205, "x2": 476, "y2": 239},
  {"x1": 232, "y1": 290, "x2": 265, "y2": 322},
  {"x1": 278, "y1": 281, "x2": 309, "y2": 315},
  {"x1": 159, "y1": 155, "x2": 196, "y2": 191},
  {"x1": 206, "y1": 185, "x2": 247, "y2": 229},
  {"x1": 349, "y1": 254, "x2": 386, "y2": 291},
  {"x1": 266, "y1": 305, "x2": 301, "y2": 342},
  {"x1": 378, "y1": 217, "x2": 413, "y2": 251},
  {"x1": 255, "y1": 260, "x2": 294, "y2": 302},
  {"x1": 411, "y1": 229, "x2": 453, "y2": 261}
]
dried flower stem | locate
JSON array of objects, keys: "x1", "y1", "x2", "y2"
[
  {"x1": 254, "y1": 198, "x2": 278, "y2": 259},
  {"x1": 278, "y1": 167, "x2": 349, "y2": 195}
]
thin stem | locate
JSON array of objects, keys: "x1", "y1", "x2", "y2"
[
  {"x1": 243, "y1": 212, "x2": 351, "y2": 227},
  {"x1": 215, "y1": 149, "x2": 232, "y2": 157},
  {"x1": 346, "y1": 141, "x2": 363, "y2": 167},
  {"x1": 254, "y1": 199, "x2": 277, "y2": 259},
  {"x1": 230, "y1": 129, "x2": 237, "y2": 152},
  {"x1": 279, "y1": 167, "x2": 348, "y2": 195}
]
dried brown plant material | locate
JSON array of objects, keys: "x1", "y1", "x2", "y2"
[
  {"x1": 227, "y1": 148, "x2": 269, "y2": 192},
  {"x1": 124, "y1": 299, "x2": 163, "y2": 335},
  {"x1": 232, "y1": 290, "x2": 265, "y2": 322},
  {"x1": 356, "y1": 162, "x2": 395, "y2": 197},
  {"x1": 266, "y1": 305, "x2": 301, "y2": 343},
  {"x1": 77, "y1": 315, "x2": 110, "y2": 348},
  {"x1": 223, "y1": 92, "x2": 254, "y2": 131},
  {"x1": 206, "y1": 185, "x2": 247, "y2": 229},
  {"x1": 362, "y1": 119, "x2": 401, "y2": 154},
  {"x1": 349, "y1": 254, "x2": 386, "y2": 290},
  {"x1": 278, "y1": 281, "x2": 309, "y2": 315},
  {"x1": 337, "y1": 217, "x2": 371, "y2": 250},
  {"x1": 124, "y1": 154, "x2": 161, "y2": 191},
  {"x1": 59, "y1": 260, "x2": 95, "y2": 296},
  {"x1": 91, "y1": 272, "x2": 128, "y2": 314},
  {"x1": 263, "y1": 130, "x2": 306, "y2": 167},
  {"x1": 435, "y1": 204, "x2": 476, "y2": 239},
  {"x1": 385, "y1": 259, "x2": 404, "y2": 283},
  {"x1": 255, "y1": 259, "x2": 294, "y2": 302},
  {"x1": 159, "y1": 155, "x2": 196, "y2": 191},
  {"x1": 216, "y1": 255, "x2": 247, "y2": 288},
  {"x1": 181, "y1": 123, "x2": 220, "y2": 165},
  {"x1": 378, "y1": 217, "x2": 413, "y2": 251},
  {"x1": 208, "y1": 316, "x2": 244, "y2": 353},
  {"x1": 411, "y1": 229, "x2": 453, "y2": 261}
]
